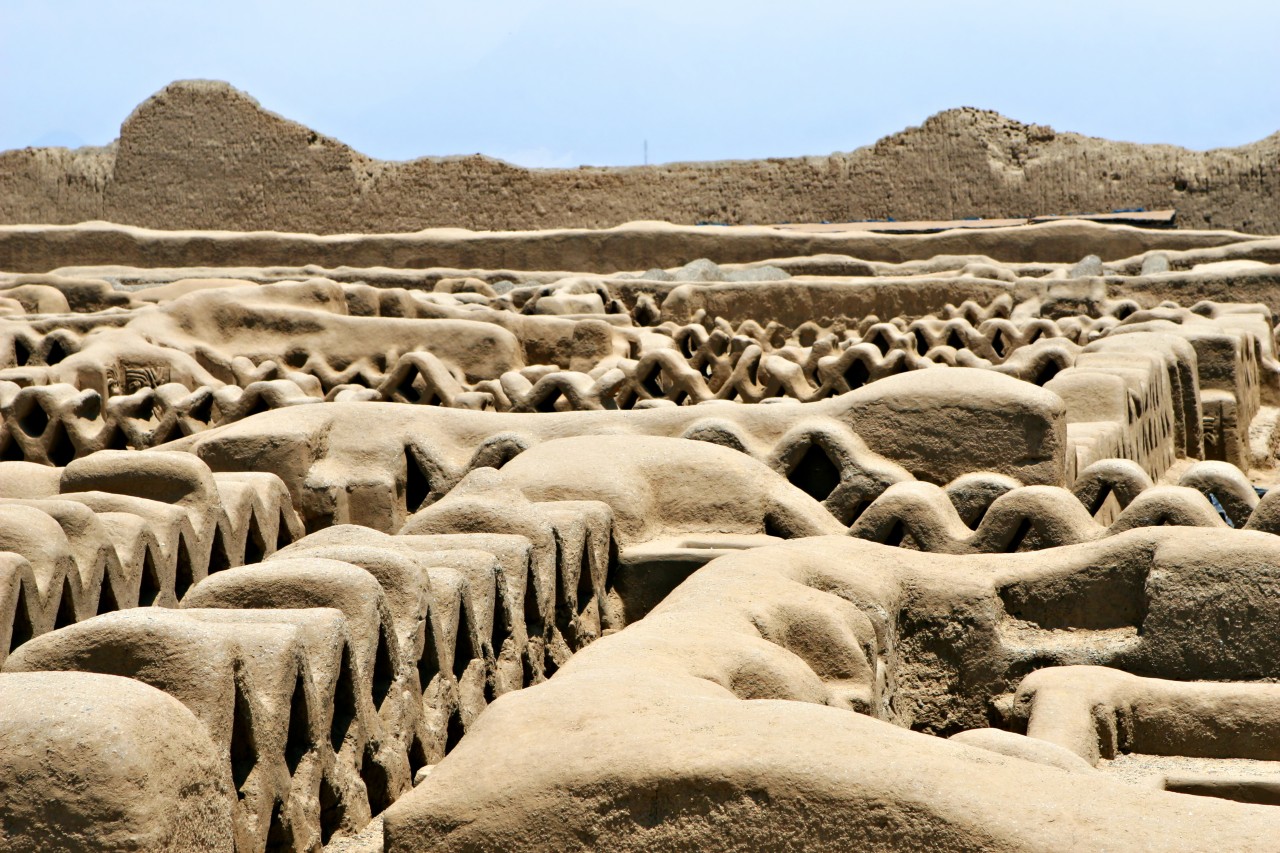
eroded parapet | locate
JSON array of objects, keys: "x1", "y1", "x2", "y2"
[
  {"x1": 844, "y1": 453, "x2": 1280, "y2": 552},
  {"x1": 402, "y1": 435, "x2": 850, "y2": 627},
  {"x1": 0, "y1": 451, "x2": 302, "y2": 666},
  {"x1": 183, "y1": 394, "x2": 1280, "y2": 559},
  {"x1": 190, "y1": 367, "x2": 1064, "y2": 531},
  {"x1": 5, "y1": 221, "x2": 1280, "y2": 853},
  {"x1": 4, "y1": 219, "x2": 1251, "y2": 274},
  {"x1": 5, "y1": 550, "x2": 420, "y2": 849},
  {"x1": 278, "y1": 528, "x2": 529, "y2": 755},
  {"x1": 0, "y1": 374, "x2": 322, "y2": 464},
  {"x1": 1008, "y1": 665, "x2": 1280, "y2": 767},
  {"x1": 0, "y1": 274, "x2": 1261, "y2": 465},
  {"x1": 9, "y1": 495, "x2": 1280, "y2": 850},
  {"x1": 1110, "y1": 309, "x2": 1264, "y2": 467},
  {"x1": 0, "y1": 273, "x2": 1267, "y2": 491},
  {"x1": 849, "y1": 481, "x2": 1222, "y2": 553},
  {"x1": 0, "y1": 505, "x2": 595, "y2": 848},
  {"x1": 1048, "y1": 337, "x2": 1182, "y2": 479},
  {"x1": 995, "y1": 664, "x2": 1280, "y2": 806},
  {"x1": 380, "y1": 528, "x2": 1280, "y2": 851},
  {"x1": 3, "y1": 608, "x2": 349, "y2": 850}
]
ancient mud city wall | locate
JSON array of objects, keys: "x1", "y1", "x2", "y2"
[
  {"x1": 3, "y1": 80, "x2": 1280, "y2": 235},
  {"x1": 3, "y1": 84, "x2": 1280, "y2": 853}
]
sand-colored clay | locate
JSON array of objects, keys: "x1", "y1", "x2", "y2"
[
  {"x1": 5, "y1": 129, "x2": 1280, "y2": 850},
  {"x1": 1, "y1": 81, "x2": 1277, "y2": 234}
]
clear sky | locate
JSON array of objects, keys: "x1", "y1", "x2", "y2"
[{"x1": 2, "y1": 1, "x2": 1278, "y2": 167}]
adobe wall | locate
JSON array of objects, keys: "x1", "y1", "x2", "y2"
[{"x1": 1, "y1": 80, "x2": 1277, "y2": 235}]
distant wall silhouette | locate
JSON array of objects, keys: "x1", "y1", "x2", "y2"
[{"x1": 1, "y1": 80, "x2": 1277, "y2": 234}]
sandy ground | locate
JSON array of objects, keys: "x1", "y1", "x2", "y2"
[
  {"x1": 324, "y1": 816, "x2": 383, "y2": 853},
  {"x1": 1099, "y1": 753, "x2": 1280, "y2": 789}
]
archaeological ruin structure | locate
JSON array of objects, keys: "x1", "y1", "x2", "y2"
[{"x1": 3, "y1": 82, "x2": 1280, "y2": 852}]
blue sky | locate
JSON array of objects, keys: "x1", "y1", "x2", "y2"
[{"x1": 2, "y1": 1, "x2": 1278, "y2": 167}]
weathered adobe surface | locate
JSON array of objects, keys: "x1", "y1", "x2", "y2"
[
  {"x1": 0, "y1": 219, "x2": 1257, "y2": 274},
  {"x1": 1, "y1": 80, "x2": 1277, "y2": 235}
]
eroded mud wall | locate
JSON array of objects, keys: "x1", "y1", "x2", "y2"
[{"x1": 1, "y1": 80, "x2": 1277, "y2": 234}]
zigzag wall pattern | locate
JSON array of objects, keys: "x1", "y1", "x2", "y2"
[{"x1": 4, "y1": 218, "x2": 1280, "y2": 851}]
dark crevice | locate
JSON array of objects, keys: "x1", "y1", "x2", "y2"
[
  {"x1": 43, "y1": 339, "x2": 66, "y2": 365},
  {"x1": 453, "y1": 616, "x2": 475, "y2": 682},
  {"x1": 229, "y1": 682, "x2": 256, "y2": 799},
  {"x1": 206, "y1": 527, "x2": 231, "y2": 575},
  {"x1": 175, "y1": 538, "x2": 195, "y2": 594},
  {"x1": 1005, "y1": 518, "x2": 1034, "y2": 553},
  {"x1": 8, "y1": 586, "x2": 33, "y2": 653},
  {"x1": 883, "y1": 520, "x2": 906, "y2": 548},
  {"x1": 575, "y1": 557, "x2": 594, "y2": 616},
  {"x1": 263, "y1": 799, "x2": 292, "y2": 852},
  {"x1": 553, "y1": 539, "x2": 576, "y2": 643},
  {"x1": 371, "y1": 627, "x2": 395, "y2": 711},
  {"x1": 185, "y1": 394, "x2": 214, "y2": 424},
  {"x1": 53, "y1": 577, "x2": 77, "y2": 631},
  {"x1": 275, "y1": 510, "x2": 293, "y2": 551},
  {"x1": 418, "y1": 616, "x2": 440, "y2": 692},
  {"x1": 239, "y1": 396, "x2": 270, "y2": 419},
  {"x1": 134, "y1": 397, "x2": 156, "y2": 424},
  {"x1": 107, "y1": 427, "x2": 131, "y2": 451},
  {"x1": 788, "y1": 442, "x2": 842, "y2": 502},
  {"x1": 535, "y1": 391, "x2": 563, "y2": 413},
  {"x1": 1033, "y1": 360, "x2": 1061, "y2": 386},
  {"x1": 490, "y1": 598, "x2": 507, "y2": 661},
  {"x1": 137, "y1": 550, "x2": 161, "y2": 607},
  {"x1": 1, "y1": 437, "x2": 23, "y2": 462},
  {"x1": 408, "y1": 736, "x2": 429, "y2": 778},
  {"x1": 444, "y1": 707, "x2": 466, "y2": 754},
  {"x1": 843, "y1": 358, "x2": 870, "y2": 391},
  {"x1": 360, "y1": 744, "x2": 393, "y2": 817},
  {"x1": 1088, "y1": 485, "x2": 1113, "y2": 516},
  {"x1": 46, "y1": 424, "x2": 77, "y2": 467},
  {"x1": 173, "y1": 542, "x2": 194, "y2": 601},
  {"x1": 242, "y1": 515, "x2": 267, "y2": 565},
  {"x1": 18, "y1": 403, "x2": 46, "y2": 437},
  {"x1": 763, "y1": 513, "x2": 790, "y2": 539},
  {"x1": 330, "y1": 647, "x2": 358, "y2": 754},
  {"x1": 523, "y1": 563, "x2": 545, "y2": 637},
  {"x1": 95, "y1": 578, "x2": 119, "y2": 616},
  {"x1": 318, "y1": 777, "x2": 345, "y2": 845},
  {"x1": 640, "y1": 367, "x2": 664, "y2": 398},
  {"x1": 404, "y1": 446, "x2": 431, "y2": 513},
  {"x1": 395, "y1": 368, "x2": 424, "y2": 404},
  {"x1": 284, "y1": 672, "x2": 312, "y2": 775}
]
